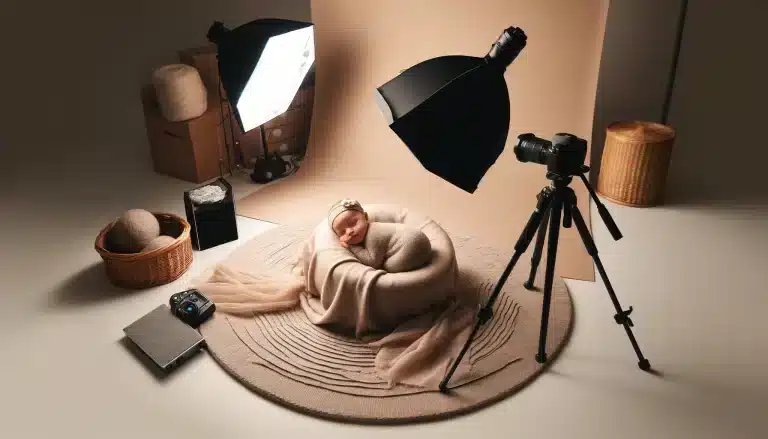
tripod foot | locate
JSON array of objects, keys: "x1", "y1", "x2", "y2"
[
  {"x1": 523, "y1": 280, "x2": 536, "y2": 290},
  {"x1": 535, "y1": 352, "x2": 547, "y2": 364},
  {"x1": 638, "y1": 358, "x2": 651, "y2": 371}
]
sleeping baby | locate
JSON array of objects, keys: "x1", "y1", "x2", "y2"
[{"x1": 328, "y1": 199, "x2": 432, "y2": 273}]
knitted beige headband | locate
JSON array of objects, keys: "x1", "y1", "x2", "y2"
[{"x1": 328, "y1": 199, "x2": 365, "y2": 230}]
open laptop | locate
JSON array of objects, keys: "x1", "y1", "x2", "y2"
[{"x1": 123, "y1": 304, "x2": 206, "y2": 372}]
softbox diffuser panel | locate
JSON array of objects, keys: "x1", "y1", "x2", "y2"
[{"x1": 214, "y1": 18, "x2": 314, "y2": 132}]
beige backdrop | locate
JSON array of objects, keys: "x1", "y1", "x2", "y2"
[{"x1": 236, "y1": 0, "x2": 609, "y2": 281}]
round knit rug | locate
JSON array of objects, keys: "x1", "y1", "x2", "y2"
[{"x1": 199, "y1": 224, "x2": 573, "y2": 424}]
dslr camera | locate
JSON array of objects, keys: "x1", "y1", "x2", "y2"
[
  {"x1": 169, "y1": 289, "x2": 216, "y2": 327},
  {"x1": 514, "y1": 133, "x2": 588, "y2": 177}
]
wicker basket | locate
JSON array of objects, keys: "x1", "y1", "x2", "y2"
[
  {"x1": 94, "y1": 212, "x2": 194, "y2": 289},
  {"x1": 597, "y1": 121, "x2": 676, "y2": 207}
]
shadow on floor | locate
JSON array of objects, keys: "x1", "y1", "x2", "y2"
[{"x1": 50, "y1": 262, "x2": 143, "y2": 307}]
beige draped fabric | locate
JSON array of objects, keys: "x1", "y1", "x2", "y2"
[{"x1": 194, "y1": 207, "x2": 479, "y2": 389}]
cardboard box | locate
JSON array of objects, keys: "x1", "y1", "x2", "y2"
[
  {"x1": 271, "y1": 137, "x2": 307, "y2": 156},
  {"x1": 235, "y1": 126, "x2": 264, "y2": 166},
  {"x1": 263, "y1": 108, "x2": 295, "y2": 128},
  {"x1": 178, "y1": 45, "x2": 226, "y2": 98},
  {"x1": 162, "y1": 68, "x2": 315, "y2": 169},
  {"x1": 141, "y1": 85, "x2": 234, "y2": 183}
]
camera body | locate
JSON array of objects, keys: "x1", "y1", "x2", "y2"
[
  {"x1": 514, "y1": 133, "x2": 587, "y2": 177},
  {"x1": 169, "y1": 289, "x2": 216, "y2": 328}
]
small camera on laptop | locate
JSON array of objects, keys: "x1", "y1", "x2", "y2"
[{"x1": 169, "y1": 289, "x2": 216, "y2": 327}]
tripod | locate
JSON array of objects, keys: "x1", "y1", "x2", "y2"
[{"x1": 438, "y1": 165, "x2": 651, "y2": 392}]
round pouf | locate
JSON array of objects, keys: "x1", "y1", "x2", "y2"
[
  {"x1": 597, "y1": 121, "x2": 676, "y2": 207},
  {"x1": 152, "y1": 64, "x2": 208, "y2": 122},
  {"x1": 106, "y1": 209, "x2": 161, "y2": 253},
  {"x1": 141, "y1": 235, "x2": 176, "y2": 253},
  {"x1": 198, "y1": 222, "x2": 573, "y2": 424}
]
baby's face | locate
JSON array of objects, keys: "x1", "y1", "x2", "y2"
[{"x1": 332, "y1": 210, "x2": 369, "y2": 247}]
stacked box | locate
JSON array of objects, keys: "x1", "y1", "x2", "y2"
[
  {"x1": 141, "y1": 85, "x2": 233, "y2": 183},
  {"x1": 177, "y1": 44, "x2": 226, "y2": 99},
  {"x1": 264, "y1": 84, "x2": 315, "y2": 157},
  {"x1": 142, "y1": 44, "x2": 315, "y2": 178}
]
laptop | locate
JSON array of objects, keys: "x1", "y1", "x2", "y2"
[{"x1": 123, "y1": 304, "x2": 206, "y2": 372}]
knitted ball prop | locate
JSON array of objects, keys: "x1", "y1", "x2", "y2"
[
  {"x1": 106, "y1": 209, "x2": 161, "y2": 253},
  {"x1": 152, "y1": 64, "x2": 208, "y2": 122},
  {"x1": 141, "y1": 235, "x2": 177, "y2": 253}
]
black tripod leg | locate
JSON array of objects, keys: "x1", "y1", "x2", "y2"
[
  {"x1": 567, "y1": 191, "x2": 651, "y2": 371},
  {"x1": 439, "y1": 187, "x2": 555, "y2": 392},
  {"x1": 535, "y1": 193, "x2": 563, "y2": 364},
  {"x1": 524, "y1": 204, "x2": 550, "y2": 290}
]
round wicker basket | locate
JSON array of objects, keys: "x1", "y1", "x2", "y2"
[
  {"x1": 597, "y1": 121, "x2": 676, "y2": 207},
  {"x1": 95, "y1": 213, "x2": 193, "y2": 289}
]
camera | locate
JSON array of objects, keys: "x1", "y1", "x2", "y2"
[
  {"x1": 169, "y1": 289, "x2": 216, "y2": 327},
  {"x1": 514, "y1": 133, "x2": 588, "y2": 177}
]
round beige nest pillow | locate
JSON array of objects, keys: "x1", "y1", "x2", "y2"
[
  {"x1": 302, "y1": 204, "x2": 459, "y2": 334},
  {"x1": 152, "y1": 64, "x2": 208, "y2": 122}
]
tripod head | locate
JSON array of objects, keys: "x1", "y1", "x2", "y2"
[{"x1": 545, "y1": 164, "x2": 622, "y2": 241}]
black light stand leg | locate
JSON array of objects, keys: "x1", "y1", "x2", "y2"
[
  {"x1": 260, "y1": 125, "x2": 270, "y2": 160},
  {"x1": 535, "y1": 190, "x2": 563, "y2": 364},
  {"x1": 564, "y1": 187, "x2": 651, "y2": 371},
  {"x1": 524, "y1": 200, "x2": 551, "y2": 290},
  {"x1": 438, "y1": 186, "x2": 555, "y2": 392}
]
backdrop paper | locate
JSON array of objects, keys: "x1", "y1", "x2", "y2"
[{"x1": 236, "y1": 0, "x2": 609, "y2": 281}]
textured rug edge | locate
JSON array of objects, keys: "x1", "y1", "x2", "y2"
[{"x1": 203, "y1": 287, "x2": 575, "y2": 425}]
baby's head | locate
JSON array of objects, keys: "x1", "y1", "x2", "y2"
[{"x1": 328, "y1": 199, "x2": 369, "y2": 247}]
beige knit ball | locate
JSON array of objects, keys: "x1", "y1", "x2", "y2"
[
  {"x1": 141, "y1": 235, "x2": 176, "y2": 253},
  {"x1": 106, "y1": 209, "x2": 161, "y2": 253},
  {"x1": 152, "y1": 64, "x2": 208, "y2": 122}
]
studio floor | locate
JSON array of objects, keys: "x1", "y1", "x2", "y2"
[{"x1": 1, "y1": 161, "x2": 766, "y2": 439}]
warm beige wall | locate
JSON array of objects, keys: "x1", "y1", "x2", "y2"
[
  {"x1": 288, "y1": 0, "x2": 610, "y2": 280},
  {"x1": 589, "y1": 0, "x2": 686, "y2": 184},
  {"x1": 665, "y1": 0, "x2": 767, "y2": 205},
  {"x1": 591, "y1": 0, "x2": 766, "y2": 206},
  {"x1": 0, "y1": 0, "x2": 310, "y2": 176}
]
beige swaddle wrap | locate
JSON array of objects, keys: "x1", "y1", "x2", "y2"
[
  {"x1": 193, "y1": 207, "x2": 476, "y2": 389},
  {"x1": 348, "y1": 222, "x2": 432, "y2": 273}
]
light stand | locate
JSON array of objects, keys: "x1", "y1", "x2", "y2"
[
  {"x1": 439, "y1": 163, "x2": 651, "y2": 392},
  {"x1": 250, "y1": 124, "x2": 290, "y2": 184},
  {"x1": 207, "y1": 19, "x2": 315, "y2": 184}
]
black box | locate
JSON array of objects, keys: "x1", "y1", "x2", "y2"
[{"x1": 183, "y1": 178, "x2": 238, "y2": 250}]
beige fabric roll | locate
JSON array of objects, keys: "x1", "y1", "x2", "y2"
[{"x1": 152, "y1": 64, "x2": 208, "y2": 122}]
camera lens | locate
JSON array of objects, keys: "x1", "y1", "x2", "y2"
[
  {"x1": 178, "y1": 301, "x2": 198, "y2": 316},
  {"x1": 514, "y1": 133, "x2": 551, "y2": 165}
]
